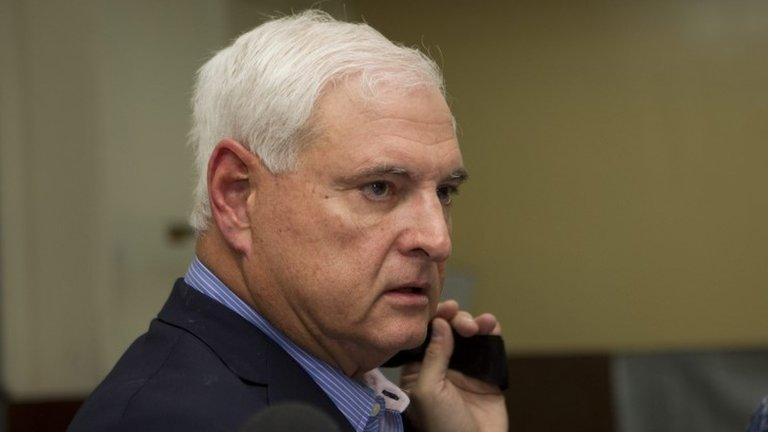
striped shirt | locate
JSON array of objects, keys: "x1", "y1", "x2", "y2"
[{"x1": 184, "y1": 257, "x2": 408, "y2": 432}]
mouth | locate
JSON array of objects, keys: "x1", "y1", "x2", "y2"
[
  {"x1": 383, "y1": 283, "x2": 431, "y2": 307},
  {"x1": 390, "y1": 286, "x2": 426, "y2": 294}
]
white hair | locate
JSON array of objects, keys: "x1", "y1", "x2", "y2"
[{"x1": 189, "y1": 10, "x2": 448, "y2": 232}]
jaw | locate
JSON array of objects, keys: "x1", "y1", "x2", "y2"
[
  {"x1": 360, "y1": 307, "x2": 431, "y2": 358},
  {"x1": 338, "y1": 328, "x2": 429, "y2": 373}
]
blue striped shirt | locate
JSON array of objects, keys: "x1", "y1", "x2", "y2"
[{"x1": 184, "y1": 257, "x2": 408, "y2": 432}]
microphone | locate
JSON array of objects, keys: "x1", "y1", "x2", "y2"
[{"x1": 239, "y1": 402, "x2": 342, "y2": 432}]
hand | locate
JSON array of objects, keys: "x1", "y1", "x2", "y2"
[{"x1": 399, "y1": 300, "x2": 508, "y2": 432}]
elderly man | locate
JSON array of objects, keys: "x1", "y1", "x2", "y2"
[{"x1": 69, "y1": 11, "x2": 506, "y2": 432}]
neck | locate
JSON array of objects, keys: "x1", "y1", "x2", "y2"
[
  {"x1": 195, "y1": 230, "x2": 253, "y2": 307},
  {"x1": 195, "y1": 227, "x2": 380, "y2": 378}
]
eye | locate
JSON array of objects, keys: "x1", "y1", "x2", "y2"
[
  {"x1": 361, "y1": 181, "x2": 393, "y2": 201},
  {"x1": 437, "y1": 184, "x2": 459, "y2": 205}
]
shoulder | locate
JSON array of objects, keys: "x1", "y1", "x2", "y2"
[
  {"x1": 748, "y1": 396, "x2": 768, "y2": 432},
  {"x1": 69, "y1": 319, "x2": 268, "y2": 432}
]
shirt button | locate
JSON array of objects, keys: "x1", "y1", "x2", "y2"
[{"x1": 371, "y1": 403, "x2": 381, "y2": 416}]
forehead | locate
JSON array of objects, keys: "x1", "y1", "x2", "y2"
[{"x1": 302, "y1": 79, "x2": 462, "y2": 175}]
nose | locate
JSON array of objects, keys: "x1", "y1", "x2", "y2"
[{"x1": 397, "y1": 192, "x2": 452, "y2": 262}]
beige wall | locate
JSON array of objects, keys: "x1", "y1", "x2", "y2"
[
  {"x1": 0, "y1": 0, "x2": 353, "y2": 400},
  {"x1": 0, "y1": 0, "x2": 230, "y2": 399},
  {"x1": 358, "y1": 0, "x2": 768, "y2": 353},
  {"x1": 1, "y1": 0, "x2": 105, "y2": 399},
  {"x1": 2, "y1": 0, "x2": 768, "y2": 399}
]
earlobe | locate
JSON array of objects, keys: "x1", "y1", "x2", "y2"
[{"x1": 207, "y1": 139, "x2": 258, "y2": 254}]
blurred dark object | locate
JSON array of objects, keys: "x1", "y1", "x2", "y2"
[
  {"x1": 166, "y1": 221, "x2": 195, "y2": 244},
  {"x1": 505, "y1": 354, "x2": 615, "y2": 432},
  {"x1": 7, "y1": 399, "x2": 83, "y2": 432}
]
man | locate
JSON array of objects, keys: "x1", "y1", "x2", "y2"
[
  {"x1": 748, "y1": 397, "x2": 768, "y2": 432},
  {"x1": 69, "y1": 10, "x2": 507, "y2": 432}
]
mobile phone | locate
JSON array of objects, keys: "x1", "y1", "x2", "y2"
[{"x1": 382, "y1": 324, "x2": 509, "y2": 390}]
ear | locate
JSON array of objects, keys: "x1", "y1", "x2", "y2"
[{"x1": 207, "y1": 138, "x2": 260, "y2": 254}]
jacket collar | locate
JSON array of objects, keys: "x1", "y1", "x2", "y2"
[{"x1": 157, "y1": 279, "x2": 354, "y2": 431}]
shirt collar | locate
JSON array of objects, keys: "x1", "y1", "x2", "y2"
[{"x1": 183, "y1": 256, "x2": 409, "y2": 431}]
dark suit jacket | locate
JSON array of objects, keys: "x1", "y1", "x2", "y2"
[{"x1": 68, "y1": 279, "x2": 355, "y2": 432}]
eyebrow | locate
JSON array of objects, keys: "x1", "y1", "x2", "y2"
[
  {"x1": 448, "y1": 168, "x2": 469, "y2": 183},
  {"x1": 348, "y1": 164, "x2": 469, "y2": 184}
]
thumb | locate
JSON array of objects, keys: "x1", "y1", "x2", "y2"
[{"x1": 417, "y1": 318, "x2": 454, "y2": 387}]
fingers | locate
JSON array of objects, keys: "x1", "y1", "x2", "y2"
[
  {"x1": 447, "y1": 311, "x2": 499, "y2": 338},
  {"x1": 451, "y1": 311, "x2": 478, "y2": 337},
  {"x1": 416, "y1": 317, "x2": 454, "y2": 388},
  {"x1": 403, "y1": 309, "x2": 502, "y2": 397},
  {"x1": 491, "y1": 321, "x2": 502, "y2": 336},
  {"x1": 435, "y1": 300, "x2": 459, "y2": 320},
  {"x1": 435, "y1": 300, "x2": 501, "y2": 337},
  {"x1": 475, "y1": 313, "x2": 499, "y2": 335}
]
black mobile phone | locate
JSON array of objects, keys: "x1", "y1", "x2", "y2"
[{"x1": 382, "y1": 324, "x2": 509, "y2": 390}]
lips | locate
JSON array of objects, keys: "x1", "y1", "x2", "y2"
[
  {"x1": 387, "y1": 281, "x2": 430, "y2": 295},
  {"x1": 383, "y1": 282, "x2": 431, "y2": 307}
]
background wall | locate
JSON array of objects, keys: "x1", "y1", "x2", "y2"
[
  {"x1": 1, "y1": 0, "x2": 105, "y2": 399},
  {"x1": 0, "y1": 0, "x2": 356, "y2": 401},
  {"x1": 1, "y1": 0, "x2": 767, "y2": 418},
  {"x1": 358, "y1": 0, "x2": 768, "y2": 353}
]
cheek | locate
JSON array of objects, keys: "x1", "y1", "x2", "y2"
[
  {"x1": 274, "y1": 199, "x2": 374, "y2": 282},
  {"x1": 266, "y1": 184, "x2": 401, "y2": 294},
  {"x1": 315, "y1": 218, "x2": 393, "y2": 285},
  {"x1": 306, "y1": 217, "x2": 400, "y2": 313},
  {"x1": 313, "y1": 196, "x2": 398, "y2": 256}
]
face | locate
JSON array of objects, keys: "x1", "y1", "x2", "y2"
[{"x1": 244, "y1": 79, "x2": 464, "y2": 370}]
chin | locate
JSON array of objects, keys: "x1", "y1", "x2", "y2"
[
  {"x1": 379, "y1": 319, "x2": 429, "y2": 353},
  {"x1": 358, "y1": 324, "x2": 427, "y2": 371}
]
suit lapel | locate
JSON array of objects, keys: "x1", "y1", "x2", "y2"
[
  {"x1": 263, "y1": 339, "x2": 355, "y2": 431},
  {"x1": 157, "y1": 279, "x2": 354, "y2": 432}
]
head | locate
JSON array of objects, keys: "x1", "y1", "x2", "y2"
[{"x1": 191, "y1": 11, "x2": 464, "y2": 375}]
